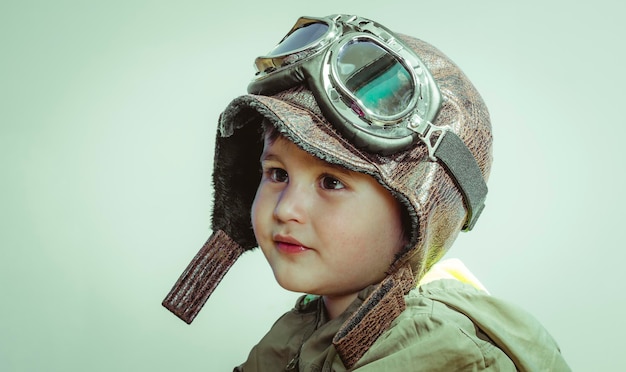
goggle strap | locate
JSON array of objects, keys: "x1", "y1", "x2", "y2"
[{"x1": 433, "y1": 132, "x2": 488, "y2": 231}]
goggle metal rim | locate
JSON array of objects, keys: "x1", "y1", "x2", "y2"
[
  {"x1": 325, "y1": 33, "x2": 438, "y2": 131},
  {"x1": 254, "y1": 16, "x2": 339, "y2": 74}
]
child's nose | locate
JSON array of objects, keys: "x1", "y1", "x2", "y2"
[{"x1": 273, "y1": 183, "x2": 307, "y2": 223}]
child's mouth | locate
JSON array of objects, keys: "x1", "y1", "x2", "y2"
[
  {"x1": 274, "y1": 234, "x2": 310, "y2": 254},
  {"x1": 276, "y1": 241, "x2": 310, "y2": 254}
]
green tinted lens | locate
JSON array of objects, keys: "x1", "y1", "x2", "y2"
[
  {"x1": 268, "y1": 22, "x2": 329, "y2": 57},
  {"x1": 336, "y1": 40, "x2": 413, "y2": 117}
]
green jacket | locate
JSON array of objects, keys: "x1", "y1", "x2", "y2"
[{"x1": 235, "y1": 280, "x2": 570, "y2": 371}]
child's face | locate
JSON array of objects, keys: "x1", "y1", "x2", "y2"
[{"x1": 251, "y1": 134, "x2": 406, "y2": 300}]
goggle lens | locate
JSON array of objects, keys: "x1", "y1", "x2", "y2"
[
  {"x1": 335, "y1": 40, "x2": 413, "y2": 118},
  {"x1": 268, "y1": 22, "x2": 329, "y2": 57}
]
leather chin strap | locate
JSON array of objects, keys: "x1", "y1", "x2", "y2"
[
  {"x1": 333, "y1": 264, "x2": 415, "y2": 369},
  {"x1": 162, "y1": 230, "x2": 244, "y2": 324}
]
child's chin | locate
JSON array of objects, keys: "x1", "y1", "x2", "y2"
[{"x1": 274, "y1": 273, "x2": 316, "y2": 294}]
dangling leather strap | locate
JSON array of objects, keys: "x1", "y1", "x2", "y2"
[
  {"x1": 162, "y1": 230, "x2": 244, "y2": 324},
  {"x1": 333, "y1": 265, "x2": 415, "y2": 368}
]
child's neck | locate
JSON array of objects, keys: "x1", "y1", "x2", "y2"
[{"x1": 322, "y1": 293, "x2": 359, "y2": 320}]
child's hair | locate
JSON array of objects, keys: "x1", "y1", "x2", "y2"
[{"x1": 260, "y1": 118, "x2": 282, "y2": 144}]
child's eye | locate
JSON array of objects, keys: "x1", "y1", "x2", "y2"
[
  {"x1": 320, "y1": 175, "x2": 345, "y2": 190},
  {"x1": 268, "y1": 168, "x2": 288, "y2": 183}
]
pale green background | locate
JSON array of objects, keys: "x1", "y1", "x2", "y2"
[{"x1": 1, "y1": 1, "x2": 623, "y2": 371}]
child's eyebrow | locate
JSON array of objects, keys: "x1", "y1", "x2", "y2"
[
  {"x1": 259, "y1": 150, "x2": 278, "y2": 162},
  {"x1": 324, "y1": 162, "x2": 353, "y2": 177},
  {"x1": 260, "y1": 146, "x2": 354, "y2": 177}
]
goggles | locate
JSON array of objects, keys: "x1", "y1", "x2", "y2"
[{"x1": 248, "y1": 14, "x2": 487, "y2": 231}]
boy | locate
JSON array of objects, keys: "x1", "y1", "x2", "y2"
[{"x1": 163, "y1": 14, "x2": 569, "y2": 371}]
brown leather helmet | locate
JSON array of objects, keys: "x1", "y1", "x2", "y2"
[{"x1": 163, "y1": 15, "x2": 492, "y2": 329}]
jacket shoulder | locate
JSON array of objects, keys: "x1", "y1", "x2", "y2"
[
  {"x1": 354, "y1": 280, "x2": 570, "y2": 371},
  {"x1": 353, "y1": 280, "x2": 517, "y2": 371}
]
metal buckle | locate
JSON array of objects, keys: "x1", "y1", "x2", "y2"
[{"x1": 408, "y1": 115, "x2": 448, "y2": 161}]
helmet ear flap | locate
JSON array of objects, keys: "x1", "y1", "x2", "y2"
[
  {"x1": 211, "y1": 110, "x2": 264, "y2": 250},
  {"x1": 162, "y1": 108, "x2": 268, "y2": 325}
]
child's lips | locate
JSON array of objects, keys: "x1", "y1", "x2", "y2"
[{"x1": 274, "y1": 234, "x2": 310, "y2": 254}]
